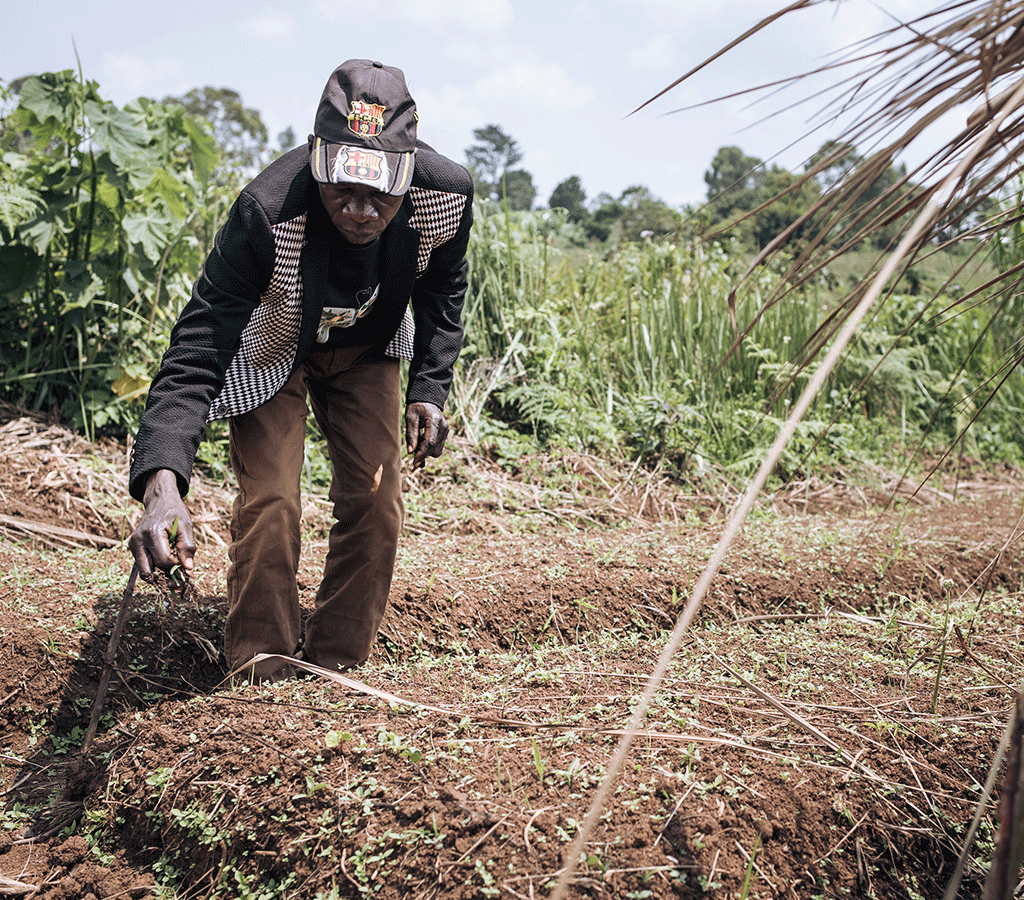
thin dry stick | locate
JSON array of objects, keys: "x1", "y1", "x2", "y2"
[
  {"x1": 943, "y1": 698, "x2": 1020, "y2": 900},
  {"x1": 734, "y1": 839, "x2": 773, "y2": 889},
  {"x1": 549, "y1": 79, "x2": 1024, "y2": 900},
  {"x1": 0, "y1": 513, "x2": 120, "y2": 549},
  {"x1": 523, "y1": 806, "x2": 554, "y2": 855},
  {"x1": 449, "y1": 813, "x2": 512, "y2": 867},
  {"x1": 816, "y1": 811, "x2": 870, "y2": 864},
  {"x1": 82, "y1": 562, "x2": 139, "y2": 752},
  {"x1": 709, "y1": 649, "x2": 859, "y2": 767}
]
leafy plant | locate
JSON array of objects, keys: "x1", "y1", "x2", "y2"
[{"x1": 0, "y1": 69, "x2": 219, "y2": 436}]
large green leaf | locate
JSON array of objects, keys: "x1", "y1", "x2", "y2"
[
  {"x1": 85, "y1": 99, "x2": 159, "y2": 191},
  {"x1": 181, "y1": 115, "x2": 220, "y2": 186},
  {"x1": 93, "y1": 150, "x2": 156, "y2": 199},
  {"x1": 123, "y1": 208, "x2": 176, "y2": 264},
  {"x1": 0, "y1": 245, "x2": 41, "y2": 296},
  {"x1": 18, "y1": 71, "x2": 82, "y2": 126},
  {"x1": 148, "y1": 168, "x2": 189, "y2": 221},
  {"x1": 17, "y1": 199, "x2": 73, "y2": 254},
  {"x1": 59, "y1": 259, "x2": 103, "y2": 310}
]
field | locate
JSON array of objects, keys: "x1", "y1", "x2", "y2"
[{"x1": 1, "y1": 403, "x2": 1022, "y2": 900}]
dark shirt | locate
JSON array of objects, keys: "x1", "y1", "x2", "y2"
[{"x1": 316, "y1": 233, "x2": 382, "y2": 348}]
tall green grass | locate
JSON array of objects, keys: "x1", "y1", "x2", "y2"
[{"x1": 452, "y1": 204, "x2": 1024, "y2": 477}]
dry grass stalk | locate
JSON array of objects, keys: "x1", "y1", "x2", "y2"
[
  {"x1": 944, "y1": 697, "x2": 1020, "y2": 900},
  {"x1": 983, "y1": 692, "x2": 1024, "y2": 900},
  {"x1": 0, "y1": 873, "x2": 38, "y2": 896},
  {"x1": 551, "y1": 6, "x2": 1024, "y2": 895},
  {"x1": 0, "y1": 512, "x2": 120, "y2": 549},
  {"x1": 709, "y1": 648, "x2": 859, "y2": 766}
]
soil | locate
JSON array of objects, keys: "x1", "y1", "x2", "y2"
[{"x1": 0, "y1": 402, "x2": 1022, "y2": 899}]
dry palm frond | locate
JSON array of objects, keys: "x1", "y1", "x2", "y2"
[
  {"x1": 646, "y1": 1, "x2": 1024, "y2": 233},
  {"x1": 551, "y1": 6, "x2": 1024, "y2": 899},
  {"x1": 644, "y1": 1, "x2": 1024, "y2": 375},
  {"x1": 657, "y1": 0, "x2": 1024, "y2": 498}
]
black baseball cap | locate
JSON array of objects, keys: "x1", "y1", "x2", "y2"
[{"x1": 309, "y1": 59, "x2": 417, "y2": 195}]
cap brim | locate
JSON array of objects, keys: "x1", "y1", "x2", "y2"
[{"x1": 310, "y1": 137, "x2": 415, "y2": 195}]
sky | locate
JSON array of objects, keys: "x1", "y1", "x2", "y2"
[{"x1": 2, "y1": 0, "x2": 957, "y2": 208}]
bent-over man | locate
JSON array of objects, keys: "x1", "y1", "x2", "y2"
[{"x1": 128, "y1": 60, "x2": 473, "y2": 682}]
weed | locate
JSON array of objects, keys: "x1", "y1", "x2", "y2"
[{"x1": 531, "y1": 737, "x2": 549, "y2": 783}]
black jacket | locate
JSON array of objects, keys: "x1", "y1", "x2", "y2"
[{"x1": 129, "y1": 142, "x2": 473, "y2": 501}]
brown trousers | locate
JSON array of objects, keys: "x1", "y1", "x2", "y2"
[{"x1": 224, "y1": 345, "x2": 403, "y2": 681}]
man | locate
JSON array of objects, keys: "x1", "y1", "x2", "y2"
[{"x1": 127, "y1": 60, "x2": 473, "y2": 682}]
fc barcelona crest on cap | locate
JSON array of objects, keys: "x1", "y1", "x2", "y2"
[
  {"x1": 310, "y1": 59, "x2": 418, "y2": 195},
  {"x1": 331, "y1": 147, "x2": 389, "y2": 191},
  {"x1": 348, "y1": 100, "x2": 385, "y2": 138}
]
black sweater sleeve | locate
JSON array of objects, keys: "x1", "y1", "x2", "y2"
[
  {"x1": 129, "y1": 190, "x2": 276, "y2": 501},
  {"x1": 406, "y1": 155, "x2": 474, "y2": 410}
]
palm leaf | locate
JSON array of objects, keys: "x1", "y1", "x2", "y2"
[
  {"x1": 643, "y1": 0, "x2": 1024, "y2": 468},
  {"x1": 653, "y1": 1, "x2": 1024, "y2": 297},
  {"x1": 551, "y1": 7, "x2": 1024, "y2": 897}
]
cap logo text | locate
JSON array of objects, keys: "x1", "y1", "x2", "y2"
[{"x1": 348, "y1": 100, "x2": 386, "y2": 137}]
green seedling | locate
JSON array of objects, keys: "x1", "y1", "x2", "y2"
[
  {"x1": 739, "y1": 836, "x2": 760, "y2": 899},
  {"x1": 532, "y1": 737, "x2": 548, "y2": 783},
  {"x1": 153, "y1": 515, "x2": 195, "y2": 605}
]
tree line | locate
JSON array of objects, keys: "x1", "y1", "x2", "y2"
[{"x1": 465, "y1": 122, "x2": 988, "y2": 256}]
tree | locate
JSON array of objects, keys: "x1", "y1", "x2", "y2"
[
  {"x1": 466, "y1": 124, "x2": 523, "y2": 201},
  {"x1": 500, "y1": 168, "x2": 536, "y2": 211},
  {"x1": 548, "y1": 176, "x2": 588, "y2": 222},
  {"x1": 616, "y1": 185, "x2": 682, "y2": 242},
  {"x1": 268, "y1": 127, "x2": 298, "y2": 163},
  {"x1": 164, "y1": 86, "x2": 268, "y2": 171},
  {"x1": 587, "y1": 185, "x2": 681, "y2": 243},
  {"x1": 806, "y1": 140, "x2": 860, "y2": 192},
  {"x1": 748, "y1": 165, "x2": 821, "y2": 251},
  {"x1": 277, "y1": 127, "x2": 297, "y2": 152},
  {"x1": 700, "y1": 146, "x2": 823, "y2": 251},
  {"x1": 704, "y1": 145, "x2": 765, "y2": 224},
  {"x1": 804, "y1": 140, "x2": 913, "y2": 250}
]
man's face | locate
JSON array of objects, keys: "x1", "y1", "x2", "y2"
[{"x1": 318, "y1": 182, "x2": 403, "y2": 244}]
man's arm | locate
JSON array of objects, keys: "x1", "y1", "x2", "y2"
[
  {"x1": 403, "y1": 170, "x2": 474, "y2": 466},
  {"x1": 406, "y1": 166, "x2": 474, "y2": 400},
  {"x1": 128, "y1": 182, "x2": 280, "y2": 576}
]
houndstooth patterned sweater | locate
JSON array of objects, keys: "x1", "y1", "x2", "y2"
[{"x1": 129, "y1": 143, "x2": 473, "y2": 502}]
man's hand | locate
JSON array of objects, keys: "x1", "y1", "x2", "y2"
[
  {"x1": 127, "y1": 469, "x2": 196, "y2": 580},
  {"x1": 405, "y1": 402, "x2": 450, "y2": 469}
]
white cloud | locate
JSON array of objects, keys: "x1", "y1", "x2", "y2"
[
  {"x1": 408, "y1": 83, "x2": 477, "y2": 163},
  {"x1": 316, "y1": 0, "x2": 512, "y2": 33},
  {"x1": 625, "y1": 34, "x2": 676, "y2": 71},
  {"x1": 473, "y1": 62, "x2": 592, "y2": 110},
  {"x1": 242, "y1": 12, "x2": 294, "y2": 41},
  {"x1": 102, "y1": 54, "x2": 180, "y2": 99}
]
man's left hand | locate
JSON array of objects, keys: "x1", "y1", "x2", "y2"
[{"x1": 405, "y1": 402, "x2": 450, "y2": 469}]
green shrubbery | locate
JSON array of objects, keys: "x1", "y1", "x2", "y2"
[
  {"x1": 3, "y1": 70, "x2": 1023, "y2": 481},
  {"x1": 457, "y1": 205, "x2": 1024, "y2": 476},
  {"x1": 0, "y1": 70, "x2": 220, "y2": 437}
]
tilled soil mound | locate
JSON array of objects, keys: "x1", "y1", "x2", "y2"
[{"x1": 1, "y1": 404, "x2": 1022, "y2": 898}]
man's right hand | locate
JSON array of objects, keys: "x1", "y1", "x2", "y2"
[{"x1": 127, "y1": 469, "x2": 196, "y2": 580}]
